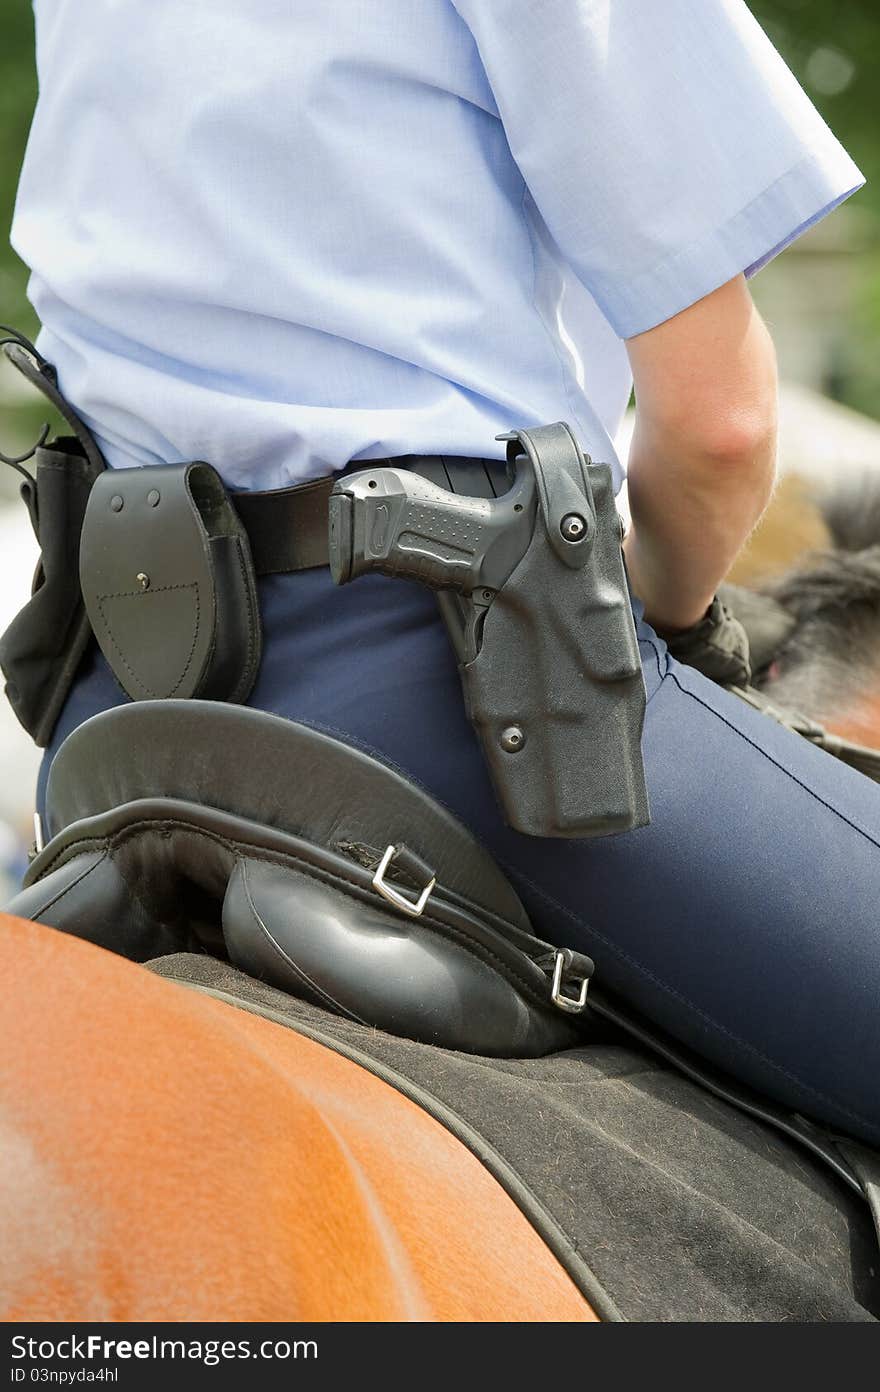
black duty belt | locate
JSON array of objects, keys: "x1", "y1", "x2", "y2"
[
  {"x1": 232, "y1": 453, "x2": 510, "y2": 575},
  {"x1": 67, "y1": 450, "x2": 513, "y2": 723},
  {"x1": 0, "y1": 323, "x2": 521, "y2": 742}
]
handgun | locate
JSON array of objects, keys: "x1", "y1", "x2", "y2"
[{"x1": 328, "y1": 422, "x2": 649, "y2": 838}]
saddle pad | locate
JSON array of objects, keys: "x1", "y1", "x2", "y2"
[{"x1": 149, "y1": 953, "x2": 880, "y2": 1324}]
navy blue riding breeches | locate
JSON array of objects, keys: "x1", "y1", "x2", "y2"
[{"x1": 38, "y1": 562, "x2": 880, "y2": 1145}]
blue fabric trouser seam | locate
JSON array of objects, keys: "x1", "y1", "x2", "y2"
[
  {"x1": 499, "y1": 653, "x2": 880, "y2": 1137},
  {"x1": 639, "y1": 629, "x2": 667, "y2": 701},
  {"x1": 505, "y1": 857, "x2": 874, "y2": 1136},
  {"x1": 667, "y1": 668, "x2": 880, "y2": 853}
]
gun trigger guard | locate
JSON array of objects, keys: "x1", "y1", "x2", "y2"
[
  {"x1": 504, "y1": 422, "x2": 596, "y2": 569},
  {"x1": 436, "y1": 591, "x2": 487, "y2": 665}
]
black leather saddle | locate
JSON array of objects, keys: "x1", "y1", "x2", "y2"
[
  {"x1": 8, "y1": 697, "x2": 880, "y2": 1240},
  {"x1": 7, "y1": 700, "x2": 594, "y2": 1056}
]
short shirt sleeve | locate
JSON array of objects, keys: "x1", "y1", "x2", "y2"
[{"x1": 450, "y1": 0, "x2": 864, "y2": 338}]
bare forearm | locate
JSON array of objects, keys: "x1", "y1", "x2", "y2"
[
  {"x1": 623, "y1": 415, "x2": 777, "y2": 631},
  {"x1": 622, "y1": 276, "x2": 778, "y2": 632}
]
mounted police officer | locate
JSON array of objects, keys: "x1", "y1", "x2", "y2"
[{"x1": 5, "y1": 1, "x2": 880, "y2": 1146}]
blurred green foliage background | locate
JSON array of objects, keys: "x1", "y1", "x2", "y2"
[
  {"x1": 1, "y1": 1, "x2": 879, "y2": 417},
  {"x1": 1, "y1": 2, "x2": 38, "y2": 336},
  {"x1": 753, "y1": 0, "x2": 880, "y2": 419}
]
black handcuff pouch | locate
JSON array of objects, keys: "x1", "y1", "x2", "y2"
[{"x1": 79, "y1": 461, "x2": 261, "y2": 705}]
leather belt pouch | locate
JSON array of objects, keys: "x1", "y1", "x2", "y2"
[
  {"x1": 79, "y1": 462, "x2": 261, "y2": 703},
  {"x1": 0, "y1": 332, "x2": 110, "y2": 746},
  {"x1": 0, "y1": 440, "x2": 103, "y2": 746}
]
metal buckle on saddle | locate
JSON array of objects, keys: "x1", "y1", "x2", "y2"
[
  {"x1": 551, "y1": 948, "x2": 591, "y2": 1015},
  {"x1": 372, "y1": 844, "x2": 437, "y2": 918}
]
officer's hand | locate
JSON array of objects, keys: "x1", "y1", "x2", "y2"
[{"x1": 656, "y1": 595, "x2": 751, "y2": 688}]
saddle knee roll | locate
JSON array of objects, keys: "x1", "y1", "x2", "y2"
[
  {"x1": 221, "y1": 856, "x2": 569, "y2": 1055},
  {"x1": 7, "y1": 701, "x2": 594, "y2": 1058}
]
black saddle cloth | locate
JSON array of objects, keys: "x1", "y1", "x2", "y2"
[{"x1": 150, "y1": 953, "x2": 880, "y2": 1324}]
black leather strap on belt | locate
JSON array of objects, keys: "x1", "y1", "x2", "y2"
[
  {"x1": 231, "y1": 454, "x2": 510, "y2": 575},
  {"x1": 232, "y1": 475, "x2": 338, "y2": 574}
]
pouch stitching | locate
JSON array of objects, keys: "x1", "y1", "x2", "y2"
[{"x1": 96, "y1": 584, "x2": 201, "y2": 698}]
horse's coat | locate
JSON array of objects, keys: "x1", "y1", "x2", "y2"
[{"x1": 0, "y1": 913, "x2": 597, "y2": 1323}]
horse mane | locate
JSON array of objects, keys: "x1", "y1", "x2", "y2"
[
  {"x1": 761, "y1": 473, "x2": 880, "y2": 625},
  {"x1": 765, "y1": 544, "x2": 880, "y2": 624},
  {"x1": 753, "y1": 473, "x2": 880, "y2": 719}
]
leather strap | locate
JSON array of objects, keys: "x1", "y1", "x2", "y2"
[
  {"x1": 731, "y1": 684, "x2": 880, "y2": 785},
  {"x1": 232, "y1": 475, "x2": 338, "y2": 574},
  {"x1": 232, "y1": 454, "x2": 509, "y2": 575}
]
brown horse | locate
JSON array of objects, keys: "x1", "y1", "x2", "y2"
[
  {"x1": 2, "y1": 475, "x2": 880, "y2": 1325},
  {"x1": 0, "y1": 912, "x2": 596, "y2": 1322}
]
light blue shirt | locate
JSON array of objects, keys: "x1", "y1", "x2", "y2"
[{"x1": 13, "y1": 0, "x2": 863, "y2": 492}]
